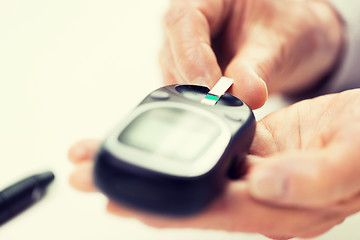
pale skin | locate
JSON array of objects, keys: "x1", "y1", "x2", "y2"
[
  {"x1": 69, "y1": 89, "x2": 360, "y2": 239},
  {"x1": 159, "y1": 0, "x2": 343, "y2": 109},
  {"x1": 68, "y1": 0, "x2": 360, "y2": 239}
]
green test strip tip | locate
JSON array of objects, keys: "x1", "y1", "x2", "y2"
[{"x1": 204, "y1": 94, "x2": 220, "y2": 101}]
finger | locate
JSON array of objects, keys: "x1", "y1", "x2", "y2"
[
  {"x1": 69, "y1": 161, "x2": 97, "y2": 192},
  {"x1": 296, "y1": 194, "x2": 360, "y2": 238},
  {"x1": 297, "y1": 222, "x2": 343, "y2": 239},
  {"x1": 248, "y1": 137, "x2": 360, "y2": 207},
  {"x1": 159, "y1": 40, "x2": 186, "y2": 85},
  {"x1": 106, "y1": 201, "x2": 138, "y2": 218},
  {"x1": 104, "y1": 181, "x2": 342, "y2": 238},
  {"x1": 222, "y1": 11, "x2": 285, "y2": 109},
  {"x1": 223, "y1": 13, "x2": 304, "y2": 109},
  {"x1": 331, "y1": 193, "x2": 360, "y2": 216},
  {"x1": 68, "y1": 139, "x2": 101, "y2": 164},
  {"x1": 224, "y1": 54, "x2": 268, "y2": 109},
  {"x1": 163, "y1": 0, "x2": 229, "y2": 86},
  {"x1": 159, "y1": 49, "x2": 177, "y2": 85}
]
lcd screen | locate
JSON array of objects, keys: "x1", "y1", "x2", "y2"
[{"x1": 118, "y1": 107, "x2": 221, "y2": 162}]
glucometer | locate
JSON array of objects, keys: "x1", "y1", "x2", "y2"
[{"x1": 94, "y1": 77, "x2": 256, "y2": 216}]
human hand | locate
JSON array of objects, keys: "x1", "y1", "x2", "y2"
[
  {"x1": 68, "y1": 89, "x2": 360, "y2": 239},
  {"x1": 248, "y1": 88, "x2": 360, "y2": 209},
  {"x1": 160, "y1": 0, "x2": 343, "y2": 109}
]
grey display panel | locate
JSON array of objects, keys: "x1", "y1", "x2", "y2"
[{"x1": 118, "y1": 107, "x2": 221, "y2": 162}]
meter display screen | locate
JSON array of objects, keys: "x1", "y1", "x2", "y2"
[{"x1": 118, "y1": 107, "x2": 221, "y2": 162}]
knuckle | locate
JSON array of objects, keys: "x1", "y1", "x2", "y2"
[{"x1": 163, "y1": 1, "x2": 189, "y2": 29}]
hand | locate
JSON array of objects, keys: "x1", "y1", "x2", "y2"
[
  {"x1": 160, "y1": 0, "x2": 343, "y2": 109},
  {"x1": 248, "y1": 88, "x2": 360, "y2": 208},
  {"x1": 68, "y1": 89, "x2": 360, "y2": 239}
]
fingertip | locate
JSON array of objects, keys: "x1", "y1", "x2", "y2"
[
  {"x1": 105, "y1": 201, "x2": 168, "y2": 229},
  {"x1": 237, "y1": 77, "x2": 268, "y2": 110},
  {"x1": 106, "y1": 201, "x2": 136, "y2": 218},
  {"x1": 247, "y1": 151, "x2": 331, "y2": 207},
  {"x1": 248, "y1": 162, "x2": 288, "y2": 202},
  {"x1": 69, "y1": 162, "x2": 97, "y2": 192},
  {"x1": 68, "y1": 139, "x2": 101, "y2": 164},
  {"x1": 247, "y1": 151, "x2": 303, "y2": 204},
  {"x1": 225, "y1": 66, "x2": 268, "y2": 109}
]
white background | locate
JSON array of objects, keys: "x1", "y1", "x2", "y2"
[{"x1": 0, "y1": 1, "x2": 359, "y2": 239}]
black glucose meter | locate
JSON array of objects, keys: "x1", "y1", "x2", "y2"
[{"x1": 94, "y1": 83, "x2": 255, "y2": 216}]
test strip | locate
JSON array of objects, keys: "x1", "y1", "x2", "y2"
[{"x1": 201, "y1": 77, "x2": 234, "y2": 106}]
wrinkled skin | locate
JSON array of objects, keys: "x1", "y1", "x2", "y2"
[
  {"x1": 69, "y1": 89, "x2": 360, "y2": 239},
  {"x1": 68, "y1": 0, "x2": 352, "y2": 239},
  {"x1": 159, "y1": 0, "x2": 342, "y2": 109}
]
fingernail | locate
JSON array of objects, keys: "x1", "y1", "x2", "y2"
[
  {"x1": 193, "y1": 78, "x2": 209, "y2": 87},
  {"x1": 250, "y1": 169, "x2": 287, "y2": 200},
  {"x1": 259, "y1": 78, "x2": 268, "y2": 100}
]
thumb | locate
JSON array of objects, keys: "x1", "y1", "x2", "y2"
[
  {"x1": 248, "y1": 148, "x2": 360, "y2": 208},
  {"x1": 224, "y1": 40, "x2": 275, "y2": 109}
]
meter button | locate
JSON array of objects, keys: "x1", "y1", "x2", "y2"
[
  {"x1": 225, "y1": 112, "x2": 244, "y2": 122},
  {"x1": 150, "y1": 90, "x2": 170, "y2": 100}
]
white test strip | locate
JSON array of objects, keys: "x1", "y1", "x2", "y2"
[{"x1": 201, "y1": 77, "x2": 234, "y2": 106}]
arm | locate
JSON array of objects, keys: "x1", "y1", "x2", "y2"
[{"x1": 317, "y1": 0, "x2": 360, "y2": 94}]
